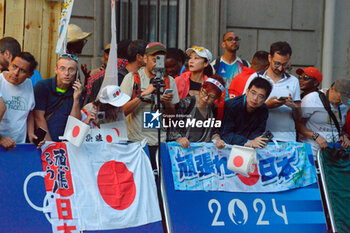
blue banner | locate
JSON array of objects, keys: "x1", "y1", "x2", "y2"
[
  {"x1": 168, "y1": 142, "x2": 317, "y2": 192},
  {"x1": 162, "y1": 143, "x2": 327, "y2": 233},
  {"x1": 0, "y1": 145, "x2": 162, "y2": 233}
]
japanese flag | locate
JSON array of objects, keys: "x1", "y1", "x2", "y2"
[
  {"x1": 66, "y1": 141, "x2": 161, "y2": 230},
  {"x1": 60, "y1": 115, "x2": 90, "y2": 147},
  {"x1": 227, "y1": 145, "x2": 258, "y2": 177},
  {"x1": 100, "y1": 121, "x2": 128, "y2": 143}
]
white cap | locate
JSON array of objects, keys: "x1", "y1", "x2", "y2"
[
  {"x1": 99, "y1": 85, "x2": 130, "y2": 107},
  {"x1": 186, "y1": 46, "x2": 212, "y2": 62}
]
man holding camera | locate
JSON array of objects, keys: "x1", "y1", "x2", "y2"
[
  {"x1": 34, "y1": 54, "x2": 82, "y2": 142},
  {"x1": 121, "y1": 42, "x2": 179, "y2": 169}
]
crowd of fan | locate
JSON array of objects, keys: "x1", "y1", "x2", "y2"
[{"x1": 1, "y1": 25, "x2": 350, "y2": 168}]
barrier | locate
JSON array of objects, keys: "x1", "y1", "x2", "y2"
[
  {"x1": 0, "y1": 143, "x2": 327, "y2": 232},
  {"x1": 161, "y1": 143, "x2": 328, "y2": 233},
  {"x1": 0, "y1": 144, "x2": 162, "y2": 233}
]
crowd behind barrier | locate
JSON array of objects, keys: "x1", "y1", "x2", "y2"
[{"x1": 0, "y1": 22, "x2": 350, "y2": 233}]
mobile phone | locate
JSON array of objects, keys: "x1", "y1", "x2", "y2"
[
  {"x1": 33, "y1": 127, "x2": 47, "y2": 146},
  {"x1": 156, "y1": 55, "x2": 165, "y2": 69},
  {"x1": 262, "y1": 130, "x2": 274, "y2": 141},
  {"x1": 277, "y1": 96, "x2": 288, "y2": 101},
  {"x1": 163, "y1": 89, "x2": 173, "y2": 95}
]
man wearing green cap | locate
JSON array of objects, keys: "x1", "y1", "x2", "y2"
[{"x1": 121, "y1": 42, "x2": 179, "y2": 170}]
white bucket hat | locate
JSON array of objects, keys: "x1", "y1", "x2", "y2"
[
  {"x1": 99, "y1": 85, "x2": 130, "y2": 107},
  {"x1": 67, "y1": 24, "x2": 92, "y2": 43}
]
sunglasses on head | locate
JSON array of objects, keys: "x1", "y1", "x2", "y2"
[{"x1": 60, "y1": 53, "x2": 78, "y2": 62}]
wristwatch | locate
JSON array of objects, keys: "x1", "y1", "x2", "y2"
[
  {"x1": 312, "y1": 132, "x2": 320, "y2": 141},
  {"x1": 137, "y1": 94, "x2": 145, "y2": 102}
]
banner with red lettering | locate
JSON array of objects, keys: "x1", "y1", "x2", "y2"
[{"x1": 41, "y1": 141, "x2": 161, "y2": 232}]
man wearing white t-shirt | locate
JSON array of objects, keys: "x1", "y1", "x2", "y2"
[
  {"x1": 244, "y1": 41, "x2": 301, "y2": 142},
  {"x1": 298, "y1": 80, "x2": 350, "y2": 157},
  {"x1": 0, "y1": 52, "x2": 39, "y2": 149},
  {"x1": 0, "y1": 92, "x2": 5, "y2": 121}
]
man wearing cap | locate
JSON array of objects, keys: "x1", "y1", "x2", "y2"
[
  {"x1": 211, "y1": 31, "x2": 249, "y2": 100},
  {"x1": 120, "y1": 42, "x2": 179, "y2": 169},
  {"x1": 298, "y1": 79, "x2": 350, "y2": 157},
  {"x1": 244, "y1": 41, "x2": 301, "y2": 142},
  {"x1": 296, "y1": 67, "x2": 323, "y2": 99},
  {"x1": 34, "y1": 54, "x2": 83, "y2": 142}
]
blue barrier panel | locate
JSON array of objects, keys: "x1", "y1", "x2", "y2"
[
  {"x1": 161, "y1": 143, "x2": 327, "y2": 233},
  {"x1": 0, "y1": 144, "x2": 162, "y2": 233}
]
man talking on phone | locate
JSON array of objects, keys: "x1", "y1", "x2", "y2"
[
  {"x1": 243, "y1": 41, "x2": 301, "y2": 142},
  {"x1": 121, "y1": 42, "x2": 179, "y2": 170},
  {"x1": 34, "y1": 54, "x2": 82, "y2": 142}
]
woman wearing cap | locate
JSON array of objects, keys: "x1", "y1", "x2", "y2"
[
  {"x1": 168, "y1": 74, "x2": 226, "y2": 149},
  {"x1": 296, "y1": 67, "x2": 323, "y2": 99},
  {"x1": 297, "y1": 79, "x2": 350, "y2": 158},
  {"x1": 81, "y1": 85, "x2": 130, "y2": 142},
  {"x1": 175, "y1": 46, "x2": 213, "y2": 99}
]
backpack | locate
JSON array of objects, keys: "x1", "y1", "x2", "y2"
[
  {"x1": 213, "y1": 56, "x2": 249, "y2": 74},
  {"x1": 131, "y1": 72, "x2": 171, "y2": 101}
]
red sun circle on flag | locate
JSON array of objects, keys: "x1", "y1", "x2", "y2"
[
  {"x1": 216, "y1": 81, "x2": 219, "y2": 85},
  {"x1": 106, "y1": 135, "x2": 113, "y2": 143},
  {"x1": 233, "y1": 155, "x2": 244, "y2": 167},
  {"x1": 115, "y1": 91, "x2": 119, "y2": 96},
  {"x1": 72, "y1": 126, "x2": 80, "y2": 138},
  {"x1": 97, "y1": 161, "x2": 136, "y2": 210}
]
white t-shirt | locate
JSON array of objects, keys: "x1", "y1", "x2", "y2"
[
  {"x1": 300, "y1": 91, "x2": 348, "y2": 156},
  {"x1": 244, "y1": 71, "x2": 301, "y2": 142},
  {"x1": 0, "y1": 73, "x2": 35, "y2": 143}
]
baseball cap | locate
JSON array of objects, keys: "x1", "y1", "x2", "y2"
[
  {"x1": 186, "y1": 46, "x2": 212, "y2": 62},
  {"x1": 334, "y1": 79, "x2": 350, "y2": 106},
  {"x1": 67, "y1": 24, "x2": 92, "y2": 43},
  {"x1": 99, "y1": 85, "x2": 130, "y2": 107},
  {"x1": 296, "y1": 67, "x2": 323, "y2": 84},
  {"x1": 145, "y1": 42, "x2": 166, "y2": 55}
]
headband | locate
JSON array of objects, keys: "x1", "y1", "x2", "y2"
[{"x1": 206, "y1": 78, "x2": 225, "y2": 92}]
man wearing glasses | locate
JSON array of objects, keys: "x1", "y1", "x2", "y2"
[
  {"x1": 33, "y1": 54, "x2": 82, "y2": 142},
  {"x1": 211, "y1": 31, "x2": 249, "y2": 101},
  {"x1": 221, "y1": 77, "x2": 272, "y2": 148},
  {"x1": 244, "y1": 41, "x2": 301, "y2": 142}
]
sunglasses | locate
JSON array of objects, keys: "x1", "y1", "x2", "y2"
[
  {"x1": 61, "y1": 53, "x2": 78, "y2": 62},
  {"x1": 298, "y1": 75, "x2": 315, "y2": 81},
  {"x1": 191, "y1": 46, "x2": 205, "y2": 52}
]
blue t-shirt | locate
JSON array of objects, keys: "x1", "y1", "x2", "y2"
[
  {"x1": 34, "y1": 77, "x2": 80, "y2": 141},
  {"x1": 214, "y1": 58, "x2": 244, "y2": 100},
  {"x1": 30, "y1": 70, "x2": 42, "y2": 87}
]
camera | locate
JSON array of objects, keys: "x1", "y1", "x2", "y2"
[{"x1": 96, "y1": 111, "x2": 105, "y2": 121}]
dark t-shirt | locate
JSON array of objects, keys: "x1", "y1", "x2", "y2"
[
  {"x1": 189, "y1": 79, "x2": 202, "y2": 92},
  {"x1": 34, "y1": 77, "x2": 80, "y2": 142},
  {"x1": 188, "y1": 108, "x2": 206, "y2": 142}
]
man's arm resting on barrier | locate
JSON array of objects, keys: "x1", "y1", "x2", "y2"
[
  {"x1": 34, "y1": 110, "x2": 53, "y2": 141},
  {"x1": 296, "y1": 118, "x2": 328, "y2": 150}
]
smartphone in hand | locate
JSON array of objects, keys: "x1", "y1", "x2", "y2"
[{"x1": 33, "y1": 127, "x2": 47, "y2": 146}]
